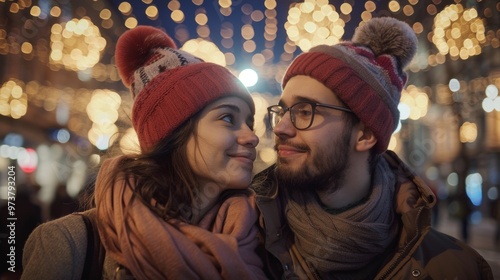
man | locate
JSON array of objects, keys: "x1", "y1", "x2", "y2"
[{"x1": 253, "y1": 17, "x2": 493, "y2": 279}]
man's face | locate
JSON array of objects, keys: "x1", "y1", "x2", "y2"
[{"x1": 273, "y1": 75, "x2": 355, "y2": 192}]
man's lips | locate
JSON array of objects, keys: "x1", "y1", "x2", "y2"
[{"x1": 276, "y1": 145, "x2": 307, "y2": 157}]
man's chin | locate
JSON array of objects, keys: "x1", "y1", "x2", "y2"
[
  {"x1": 277, "y1": 155, "x2": 303, "y2": 168},
  {"x1": 275, "y1": 161, "x2": 338, "y2": 193},
  {"x1": 275, "y1": 163, "x2": 311, "y2": 191}
]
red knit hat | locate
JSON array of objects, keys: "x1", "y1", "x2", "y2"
[
  {"x1": 115, "y1": 26, "x2": 254, "y2": 152},
  {"x1": 282, "y1": 17, "x2": 417, "y2": 153}
]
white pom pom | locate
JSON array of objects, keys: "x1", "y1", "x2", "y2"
[{"x1": 352, "y1": 17, "x2": 417, "y2": 68}]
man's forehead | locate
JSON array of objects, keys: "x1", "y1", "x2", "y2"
[
  {"x1": 278, "y1": 95, "x2": 318, "y2": 105},
  {"x1": 280, "y1": 88, "x2": 344, "y2": 106}
]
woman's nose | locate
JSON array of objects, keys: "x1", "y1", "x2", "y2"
[{"x1": 238, "y1": 126, "x2": 259, "y2": 147}]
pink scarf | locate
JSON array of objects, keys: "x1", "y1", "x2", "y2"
[{"x1": 94, "y1": 156, "x2": 266, "y2": 280}]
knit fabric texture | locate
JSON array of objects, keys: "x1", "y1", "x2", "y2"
[
  {"x1": 283, "y1": 17, "x2": 418, "y2": 153},
  {"x1": 115, "y1": 25, "x2": 254, "y2": 152}
]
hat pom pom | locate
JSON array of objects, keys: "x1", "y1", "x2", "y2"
[
  {"x1": 116, "y1": 26, "x2": 177, "y2": 86},
  {"x1": 352, "y1": 17, "x2": 417, "y2": 68}
]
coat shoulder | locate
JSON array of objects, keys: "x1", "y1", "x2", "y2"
[
  {"x1": 21, "y1": 213, "x2": 88, "y2": 280},
  {"x1": 412, "y1": 229, "x2": 493, "y2": 279}
]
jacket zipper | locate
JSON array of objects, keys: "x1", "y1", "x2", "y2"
[{"x1": 378, "y1": 206, "x2": 424, "y2": 280}]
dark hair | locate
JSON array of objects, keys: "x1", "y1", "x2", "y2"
[
  {"x1": 96, "y1": 114, "x2": 201, "y2": 222},
  {"x1": 84, "y1": 101, "x2": 253, "y2": 222}
]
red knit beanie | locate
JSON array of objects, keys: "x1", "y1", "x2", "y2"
[
  {"x1": 115, "y1": 26, "x2": 254, "y2": 152},
  {"x1": 282, "y1": 17, "x2": 417, "y2": 153}
]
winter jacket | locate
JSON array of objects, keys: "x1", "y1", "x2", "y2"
[
  {"x1": 252, "y1": 150, "x2": 494, "y2": 280},
  {"x1": 21, "y1": 209, "x2": 130, "y2": 280}
]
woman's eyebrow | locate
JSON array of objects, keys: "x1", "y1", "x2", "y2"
[{"x1": 211, "y1": 104, "x2": 241, "y2": 112}]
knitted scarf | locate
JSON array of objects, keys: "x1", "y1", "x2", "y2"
[
  {"x1": 284, "y1": 158, "x2": 399, "y2": 273},
  {"x1": 94, "y1": 156, "x2": 265, "y2": 280}
]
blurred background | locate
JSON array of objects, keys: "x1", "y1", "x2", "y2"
[{"x1": 0, "y1": 0, "x2": 500, "y2": 277}]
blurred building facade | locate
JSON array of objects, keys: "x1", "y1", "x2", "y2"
[{"x1": 0, "y1": 0, "x2": 499, "y2": 226}]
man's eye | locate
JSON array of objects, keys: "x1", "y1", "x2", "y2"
[{"x1": 296, "y1": 108, "x2": 312, "y2": 117}]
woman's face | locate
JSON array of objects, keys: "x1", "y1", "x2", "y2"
[{"x1": 186, "y1": 96, "x2": 259, "y2": 198}]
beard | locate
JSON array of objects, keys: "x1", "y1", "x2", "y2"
[{"x1": 274, "y1": 126, "x2": 353, "y2": 194}]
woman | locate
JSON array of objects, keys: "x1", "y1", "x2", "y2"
[{"x1": 21, "y1": 26, "x2": 266, "y2": 279}]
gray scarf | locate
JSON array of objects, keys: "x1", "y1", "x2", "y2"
[{"x1": 284, "y1": 158, "x2": 399, "y2": 274}]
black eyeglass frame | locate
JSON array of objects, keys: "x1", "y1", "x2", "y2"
[{"x1": 267, "y1": 101, "x2": 353, "y2": 130}]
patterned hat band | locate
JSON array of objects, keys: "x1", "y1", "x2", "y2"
[{"x1": 131, "y1": 47, "x2": 203, "y2": 98}]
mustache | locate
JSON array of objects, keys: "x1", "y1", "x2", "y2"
[{"x1": 274, "y1": 140, "x2": 310, "y2": 152}]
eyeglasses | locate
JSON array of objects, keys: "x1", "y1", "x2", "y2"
[{"x1": 267, "y1": 101, "x2": 353, "y2": 130}]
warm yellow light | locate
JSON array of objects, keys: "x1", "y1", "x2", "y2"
[
  {"x1": 399, "y1": 86, "x2": 429, "y2": 121},
  {"x1": 118, "y1": 2, "x2": 132, "y2": 15},
  {"x1": 243, "y1": 40, "x2": 257, "y2": 53},
  {"x1": 86, "y1": 90, "x2": 120, "y2": 123},
  {"x1": 168, "y1": 0, "x2": 181, "y2": 11},
  {"x1": 49, "y1": 18, "x2": 106, "y2": 71},
  {"x1": 460, "y1": 122, "x2": 477, "y2": 143},
  {"x1": 252, "y1": 53, "x2": 266, "y2": 67},
  {"x1": 195, "y1": 13, "x2": 208, "y2": 25},
  {"x1": 264, "y1": 0, "x2": 277, "y2": 10},
  {"x1": 413, "y1": 22, "x2": 424, "y2": 34},
  {"x1": 403, "y1": 5, "x2": 414, "y2": 16},
  {"x1": 388, "y1": 135, "x2": 398, "y2": 151},
  {"x1": 388, "y1": 1, "x2": 400, "y2": 12},
  {"x1": 365, "y1": 1, "x2": 376, "y2": 12},
  {"x1": 120, "y1": 128, "x2": 140, "y2": 154},
  {"x1": 11, "y1": 85, "x2": 23, "y2": 99},
  {"x1": 100, "y1": 9, "x2": 111, "y2": 20},
  {"x1": 259, "y1": 147, "x2": 276, "y2": 164},
  {"x1": 50, "y1": 6, "x2": 62, "y2": 17},
  {"x1": 219, "y1": 0, "x2": 231, "y2": 9},
  {"x1": 304, "y1": 21, "x2": 317, "y2": 33},
  {"x1": 181, "y1": 38, "x2": 226, "y2": 66},
  {"x1": 125, "y1": 17, "x2": 138, "y2": 29},
  {"x1": 145, "y1": 6, "x2": 158, "y2": 19},
  {"x1": 432, "y1": 5, "x2": 486, "y2": 60},
  {"x1": 21, "y1": 42, "x2": 33, "y2": 54},
  {"x1": 340, "y1": 3, "x2": 352, "y2": 15},
  {"x1": 241, "y1": 24, "x2": 255, "y2": 40},
  {"x1": 361, "y1": 11, "x2": 373, "y2": 22},
  {"x1": 10, "y1": 99, "x2": 27, "y2": 119},
  {"x1": 30, "y1": 6, "x2": 41, "y2": 17},
  {"x1": 10, "y1": 3, "x2": 20, "y2": 13},
  {"x1": 171, "y1": 10, "x2": 185, "y2": 23},
  {"x1": 285, "y1": 1, "x2": 344, "y2": 51},
  {"x1": 0, "y1": 80, "x2": 28, "y2": 119}
]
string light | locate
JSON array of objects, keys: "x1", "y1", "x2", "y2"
[
  {"x1": 285, "y1": 0, "x2": 345, "y2": 52},
  {"x1": 49, "y1": 18, "x2": 106, "y2": 71},
  {"x1": 432, "y1": 4, "x2": 486, "y2": 60},
  {"x1": 0, "y1": 0, "x2": 498, "y2": 165}
]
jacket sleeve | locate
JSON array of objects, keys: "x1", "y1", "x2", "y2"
[{"x1": 21, "y1": 214, "x2": 87, "y2": 280}]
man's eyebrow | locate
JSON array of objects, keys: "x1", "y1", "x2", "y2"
[{"x1": 278, "y1": 96, "x2": 319, "y2": 106}]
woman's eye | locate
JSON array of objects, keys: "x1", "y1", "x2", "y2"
[{"x1": 221, "y1": 114, "x2": 234, "y2": 124}]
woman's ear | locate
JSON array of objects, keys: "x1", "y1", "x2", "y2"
[{"x1": 354, "y1": 124, "x2": 377, "y2": 152}]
